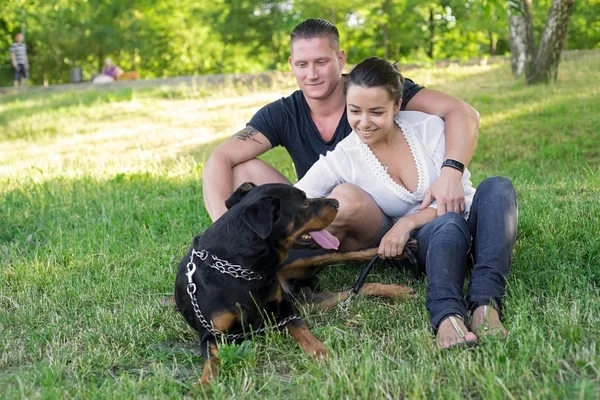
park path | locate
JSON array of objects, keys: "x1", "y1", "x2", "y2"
[{"x1": 1, "y1": 49, "x2": 595, "y2": 96}]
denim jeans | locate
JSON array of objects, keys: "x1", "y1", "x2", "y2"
[{"x1": 411, "y1": 176, "x2": 518, "y2": 331}]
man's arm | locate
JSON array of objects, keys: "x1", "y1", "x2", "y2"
[
  {"x1": 10, "y1": 50, "x2": 17, "y2": 68},
  {"x1": 404, "y1": 88, "x2": 480, "y2": 215},
  {"x1": 202, "y1": 126, "x2": 273, "y2": 221}
]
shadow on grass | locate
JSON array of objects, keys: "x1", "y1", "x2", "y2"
[{"x1": 470, "y1": 93, "x2": 600, "y2": 178}]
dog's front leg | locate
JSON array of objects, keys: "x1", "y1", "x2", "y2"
[
  {"x1": 198, "y1": 332, "x2": 219, "y2": 385},
  {"x1": 279, "y1": 298, "x2": 327, "y2": 359},
  {"x1": 196, "y1": 310, "x2": 239, "y2": 385}
]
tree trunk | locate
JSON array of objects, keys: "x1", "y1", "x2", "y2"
[
  {"x1": 98, "y1": 44, "x2": 104, "y2": 73},
  {"x1": 382, "y1": 25, "x2": 390, "y2": 60},
  {"x1": 507, "y1": 0, "x2": 534, "y2": 76},
  {"x1": 380, "y1": 0, "x2": 391, "y2": 60},
  {"x1": 427, "y1": 7, "x2": 435, "y2": 59},
  {"x1": 489, "y1": 31, "x2": 498, "y2": 55},
  {"x1": 526, "y1": 0, "x2": 576, "y2": 84}
]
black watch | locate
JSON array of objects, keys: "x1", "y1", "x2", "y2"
[{"x1": 441, "y1": 159, "x2": 465, "y2": 174}]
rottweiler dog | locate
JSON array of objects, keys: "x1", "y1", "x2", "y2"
[{"x1": 174, "y1": 182, "x2": 416, "y2": 385}]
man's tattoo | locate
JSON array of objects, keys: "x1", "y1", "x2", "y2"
[{"x1": 233, "y1": 126, "x2": 262, "y2": 144}]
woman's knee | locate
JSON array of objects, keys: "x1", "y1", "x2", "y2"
[
  {"x1": 431, "y1": 212, "x2": 470, "y2": 245},
  {"x1": 478, "y1": 176, "x2": 516, "y2": 198},
  {"x1": 329, "y1": 184, "x2": 376, "y2": 223}
]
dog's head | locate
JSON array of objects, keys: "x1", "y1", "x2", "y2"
[{"x1": 224, "y1": 182, "x2": 339, "y2": 249}]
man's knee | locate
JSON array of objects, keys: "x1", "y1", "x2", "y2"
[
  {"x1": 232, "y1": 158, "x2": 264, "y2": 175},
  {"x1": 231, "y1": 159, "x2": 289, "y2": 187}
]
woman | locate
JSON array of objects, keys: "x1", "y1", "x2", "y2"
[{"x1": 295, "y1": 57, "x2": 518, "y2": 349}]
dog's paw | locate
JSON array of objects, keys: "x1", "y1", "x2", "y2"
[
  {"x1": 384, "y1": 284, "x2": 417, "y2": 300},
  {"x1": 309, "y1": 344, "x2": 328, "y2": 360},
  {"x1": 198, "y1": 359, "x2": 219, "y2": 385}
]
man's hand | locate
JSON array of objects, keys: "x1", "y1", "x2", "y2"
[
  {"x1": 419, "y1": 167, "x2": 465, "y2": 216},
  {"x1": 378, "y1": 220, "x2": 413, "y2": 259}
]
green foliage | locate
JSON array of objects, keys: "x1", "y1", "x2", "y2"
[{"x1": 0, "y1": 0, "x2": 598, "y2": 84}]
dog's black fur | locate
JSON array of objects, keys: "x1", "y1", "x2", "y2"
[{"x1": 175, "y1": 183, "x2": 337, "y2": 384}]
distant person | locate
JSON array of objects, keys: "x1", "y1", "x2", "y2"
[
  {"x1": 102, "y1": 58, "x2": 123, "y2": 79},
  {"x1": 92, "y1": 58, "x2": 123, "y2": 84},
  {"x1": 10, "y1": 33, "x2": 29, "y2": 87}
]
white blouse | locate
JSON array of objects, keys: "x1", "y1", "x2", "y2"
[{"x1": 295, "y1": 111, "x2": 476, "y2": 221}]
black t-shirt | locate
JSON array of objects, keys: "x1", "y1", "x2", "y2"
[{"x1": 248, "y1": 78, "x2": 423, "y2": 180}]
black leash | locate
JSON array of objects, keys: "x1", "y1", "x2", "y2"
[
  {"x1": 340, "y1": 248, "x2": 418, "y2": 314},
  {"x1": 349, "y1": 255, "x2": 380, "y2": 295},
  {"x1": 339, "y1": 255, "x2": 380, "y2": 314},
  {"x1": 349, "y1": 246, "x2": 419, "y2": 294}
]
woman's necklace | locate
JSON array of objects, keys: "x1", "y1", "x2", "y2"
[{"x1": 381, "y1": 129, "x2": 400, "y2": 172}]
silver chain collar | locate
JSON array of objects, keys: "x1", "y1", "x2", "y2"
[
  {"x1": 185, "y1": 249, "x2": 300, "y2": 340},
  {"x1": 191, "y1": 249, "x2": 263, "y2": 281}
]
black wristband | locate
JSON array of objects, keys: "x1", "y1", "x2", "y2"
[{"x1": 441, "y1": 159, "x2": 465, "y2": 174}]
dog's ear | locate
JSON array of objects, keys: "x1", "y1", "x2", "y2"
[
  {"x1": 241, "y1": 196, "x2": 281, "y2": 240},
  {"x1": 225, "y1": 182, "x2": 257, "y2": 209}
]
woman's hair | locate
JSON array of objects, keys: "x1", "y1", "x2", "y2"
[{"x1": 344, "y1": 57, "x2": 405, "y2": 103}]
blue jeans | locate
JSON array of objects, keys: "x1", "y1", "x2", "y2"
[{"x1": 411, "y1": 176, "x2": 518, "y2": 331}]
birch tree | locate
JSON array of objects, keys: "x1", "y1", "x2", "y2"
[{"x1": 508, "y1": 0, "x2": 576, "y2": 84}]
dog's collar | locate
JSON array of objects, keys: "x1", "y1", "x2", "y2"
[
  {"x1": 185, "y1": 249, "x2": 299, "y2": 340},
  {"x1": 191, "y1": 249, "x2": 263, "y2": 281}
]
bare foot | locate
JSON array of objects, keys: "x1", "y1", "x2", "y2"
[
  {"x1": 437, "y1": 315, "x2": 478, "y2": 349},
  {"x1": 470, "y1": 305, "x2": 508, "y2": 338}
]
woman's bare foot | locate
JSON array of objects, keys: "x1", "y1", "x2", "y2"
[
  {"x1": 470, "y1": 305, "x2": 508, "y2": 338},
  {"x1": 436, "y1": 315, "x2": 478, "y2": 349}
]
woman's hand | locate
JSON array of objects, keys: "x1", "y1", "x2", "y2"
[{"x1": 377, "y1": 219, "x2": 414, "y2": 259}]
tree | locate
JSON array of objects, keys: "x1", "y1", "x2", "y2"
[{"x1": 508, "y1": 0, "x2": 576, "y2": 84}]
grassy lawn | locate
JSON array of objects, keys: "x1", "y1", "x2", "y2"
[{"x1": 1, "y1": 53, "x2": 599, "y2": 399}]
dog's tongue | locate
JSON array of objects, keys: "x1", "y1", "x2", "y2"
[{"x1": 309, "y1": 230, "x2": 339, "y2": 250}]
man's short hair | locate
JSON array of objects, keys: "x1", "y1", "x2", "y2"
[{"x1": 290, "y1": 18, "x2": 340, "y2": 52}]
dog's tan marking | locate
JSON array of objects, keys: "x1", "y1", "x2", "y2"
[
  {"x1": 309, "y1": 291, "x2": 352, "y2": 309},
  {"x1": 282, "y1": 202, "x2": 339, "y2": 251},
  {"x1": 279, "y1": 238, "x2": 418, "y2": 280},
  {"x1": 197, "y1": 312, "x2": 237, "y2": 385},
  {"x1": 199, "y1": 343, "x2": 219, "y2": 385},
  {"x1": 272, "y1": 284, "x2": 283, "y2": 303},
  {"x1": 278, "y1": 248, "x2": 378, "y2": 280},
  {"x1": 299, "y1": 283, "x2": 416, "y2": 309},
  {"x1": 210, "y1": 310, "x2": 238, "y2": 332},
  {"x1": 286, "y1": 320, "x2": 328, "y2": 359},
  {"x1": 357, "y1": 283, "x2": 416, "y2": 299}
]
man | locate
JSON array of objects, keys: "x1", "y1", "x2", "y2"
[
  {"x1": 202, "y1": 18, "x2": 479, "y2": 251},
  {"x1": 10, "y1": 33, "x2": 29, "y2": 87}
]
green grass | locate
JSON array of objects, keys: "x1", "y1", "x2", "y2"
[{"x1": 1, "y1": 53, "x2": 600, "y2": 399}]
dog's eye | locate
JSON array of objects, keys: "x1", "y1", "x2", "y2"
[{"x1": 303, "y1": 199, "x2": 309, "y2": 208}]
